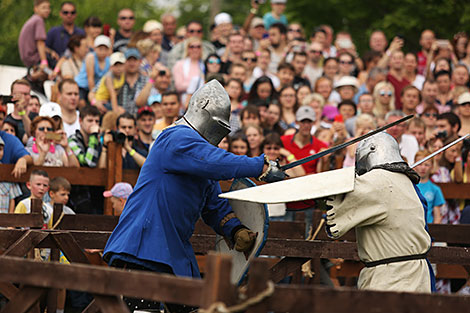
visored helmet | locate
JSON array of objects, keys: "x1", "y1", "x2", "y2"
[
  {"x1": 355, "y1": 132, "x2": 404, "y2": 175},
  {"x1": 176, "y1": 80, "x2": 231, "y2": 146}
]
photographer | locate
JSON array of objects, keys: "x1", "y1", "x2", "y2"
[
  {"x1": 98, "y1": 112, "x2": 146, "y2": 169},
  {"x1": 4, "y1": 79, "x2": 33, "y2": 144}
]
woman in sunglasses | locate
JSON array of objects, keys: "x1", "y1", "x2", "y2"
[
  {"x1": 373, "y1": 81, "x2": 396, "y2": 117},
  {"x1": 420, "y1": 106, "x2": 439, "y2": 141},
  {"x1": 26, "y1": 116, "x2": 78, "y2": 167}
]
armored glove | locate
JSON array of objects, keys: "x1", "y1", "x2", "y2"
[
  {"x1": 258, "y1": 155, "x2": 287, "y2": 183},
  {"x1": 234, "y1": 228, "x2": 257, "y2": 252}
]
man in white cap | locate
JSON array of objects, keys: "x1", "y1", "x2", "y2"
[
  {"x1": 103, "y1": 182, "x2": 133, "y2": 216},
  {"x1": 39, "y1": 101, "x2": 62, "y2": 129},
  {"x1": 212, "y1": 12, "x2": 233, "y2": 56}
]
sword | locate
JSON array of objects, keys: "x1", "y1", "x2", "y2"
[
  {"x1": 411, "y1": 134, "x2": 469, "y2": 168},
  {"x1": 281, "y1": 114, "x2": 414, "y2": 171}
]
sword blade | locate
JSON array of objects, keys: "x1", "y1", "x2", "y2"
[
  {"x1": 281, "y1": 114, "x2": 414, "y2": 171},
  {"x1": 411, "y1": 134, "x2": 469, "y2": 168}
]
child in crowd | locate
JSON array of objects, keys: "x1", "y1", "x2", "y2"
[
  {"x1": 48, "y1": 176, "x2": 75, "y2": 215},
  {"x1": 408, "y1": 117, "x2": 427, "y2": 150},
  {"x1": 415, "y1": 150, "x2": 444, "y2": 224},
  {"x1": 89, "y1": 52, "x2": 126, "y2": 114},
  {"x1": 103, "y1": 182, "x2": 133, "y2": 216},
  {"x1": 0, "y1": 137, "x2": 22, "y2": 213}
]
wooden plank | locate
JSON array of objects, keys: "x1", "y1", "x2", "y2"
[
  {"x1": 93, "y1": 295, "x2": 129, "y2": 313},
  {"x1": 1, "y1": 286, "x2": 47, "y2": 313},
  {"x1": 0, "y1": 214, "x2": 43, "y2": 228},
  {"x1": 436, "y1": 183, "x2": 470, "y2": 199},
  {"x1": 0, "y1": 282, "x2": 18, "y2": 300},
  {"x1": 269, "y1": 257, "x2": 310, "y2": 283},
  {"x1": 201, "y1": 252, "x2": 235, "y2": 309},
  {"x1": 56, "y1": 214, "x2": 119, "y2": 231},
  {"x1": 51, "y1": 232, "x2": 90, "y2": 264},
  {"x1": 0, "y1": 164, "x2": 107, "y2": 186},
  {"x1": 0, "y1": 255, "x2": 204, "y2": 307},
  {"x1": 81, "y1": 300, "x2": 100, "y2": 313},
  {"x1": 104, "y1": 142, "x2": 117, "y2": 216},
  {"x1": 2, "y1": 230, "x2": 49, "y2": 257},
  {"x1": 122, "y1": 169, "x2": 139, "y2": 186},
  {"x1": 246, "y1": 258, "x2": 271, "y2": 313},
  {"x1": 265, "y1": 284, "x2": 470, "y2": 313}
]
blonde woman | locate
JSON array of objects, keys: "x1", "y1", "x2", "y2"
[
  {"x1": 373, "y1": 81, "x2": 395, "y2": 117},
  {"x1": 302, "y1": 92, "x2": 325, "y2": 133},
  {"x1": 136, "y1": 38, "x2": 162, "y2": 76}
]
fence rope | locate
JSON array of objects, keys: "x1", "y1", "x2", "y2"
[{"x1": 197, "y1": 280, "x2": 275, "y2": 313}]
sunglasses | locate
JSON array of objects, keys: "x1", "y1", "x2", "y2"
[
  {"x1": 62, "y1": 10, "x2": 76, "y2": 15},
  {"x1": 119, "y1": 16, "x2": 135, "y2": 20},
  {"x1": 288, "y1": 28, "x2": 301, "y2": 33},
  {"x1": 242, "y1": 57, "x2": 257, "y2": 62},
  {"x1": 264, "y1": 146, "x2": 280, "y2": 151},
  {"x1": 208, "y1": 59, "x2": 221, "y2": 64},
  {"x1": 460, "y1": 102, "x2": 470, "y2": 107},
  {"x1": 188, "y1": 29, "x2": 203, "y2": 34},
  {"x1": 189, "y1": 45, "x2": 201, "y2": 49},
  {"x1": 379, "y1": 91, "x2": 393, "y2": 96},
  {"x1": 158, "y1": 70, "x2": 168, "y2": 76},
  {"x1": 309, "y1": 50, "x2": 322, "y2": 54},
  {"x1": 339, "y1": 60, "x2": 354, "y2": 65},
  {"x1": 38, "y1": 127, "x2": 53, "y2": 132},
  {"x1": 423, "y1": 113, "x2": 438, "y2": 118}
]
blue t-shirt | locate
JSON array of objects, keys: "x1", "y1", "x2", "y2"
[
  {"x1": 0, "y1": 131, "x2": 28, "y2": 164},
  {"x1": 263, "y1": 12, "x2": 288, "y2": 29},
  {"x1": 417, "y1": 180, "x2": 445, "y2": 223},
  {"x1": 46, "y1": 25, "x2": 85, "y2": 56}
]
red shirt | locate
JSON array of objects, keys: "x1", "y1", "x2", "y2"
[
  {"x1": 387, "y1": 73, "x2": 410, "y2": 111},
  {"x1": 281, "y1": 133, "x2": 328, "y2": 174},
  {"x1": 417, "y1": 51, "x2": 427, "y2": 76}
]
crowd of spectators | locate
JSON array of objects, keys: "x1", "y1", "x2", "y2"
[{"x1": 1, "y1": 0, "x2": 470, "y2": 293}]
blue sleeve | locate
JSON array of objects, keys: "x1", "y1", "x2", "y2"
[
  {"x1": 201, "y1": 181, "x2": 241, "y2": 238},
  {"x1": 45, "y1": 29, "x2": 53, "y2": 48},
  {"x1": 162, "y1": 127, "x2": 264, "y2": 181},
  {"x1": 0, "y1": 132, "x2": 28, "y2": 164},
  {"x1": 434, "y1": 185, "x2": 446, "y2": 207}
]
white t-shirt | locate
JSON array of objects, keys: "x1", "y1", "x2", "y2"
[
  {"x1": 399, "y1": 134, "x2": 419, "y2": 165},
  {"x1": 63, "y1": 110, "x2": 80, "y2": 138}
]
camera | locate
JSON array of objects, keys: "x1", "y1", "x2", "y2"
[
  {"x1": 0, "y1": 95, "x2": 16, "y2": 104},
  {"x1": 107, "y1": 131, "x2": 134, "y2": 145},
  {"x1": 436, "y1": 130, "x2": 448, "y2": 139}
]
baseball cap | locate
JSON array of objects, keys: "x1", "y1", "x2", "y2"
[
  {"x1": 148, "y1": 94, "x2": 162, "y2": 106},
  {"x1": 214, "y1": 12, "x2": 232, "y2": 26},
  {"x1": 110, "y1": 52, "x2": 126, "y2": 66},
  {"x1": 458, "y1": 92, "x2": 470, "y2": 105},
  {"x1": 251, "y1": 17, "x2": 264, "y2": 28},
  {"x1": 0, "y1": 136, "x2": 4, "y2": 146},
  {"x1": 137, "y1": 106, "x2": 155, "y2": 119},
  {"x1": 296, "y1": 105, "x2": 316, "y2": 122},
  {"x1": 271, "y1": 0, "x2": 287, "y2": 4},
  {"x1": 125, "y1": 48, "x2": 141, "y2": 60},
  {"x1": 94, "y1": 35, "x2": 111, "y2": 48},
  {"x1": 39, "y1": 102, "x2": 62, "y2": 118},
  {"x1": 143, "y1": 20, "x2": 163, "y2": 33},
  {"x1": 103, "y1": 182, "x2": 133, "y2": 199}
]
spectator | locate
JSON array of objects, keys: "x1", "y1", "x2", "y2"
[
  {"x1": 334, "y1": 76, "x2": 359, "y2": 102},
  {"x1": 0, "y1": 107, "x2": 5, "y2": 128},
  {"x1": 304, "y1": 42, "x2": 324, "y2": 87},
  {"x1": 436, "y1": 112, "x2": 461, "y2": 139},
  {"x1": 404, "y1": 52, "x2": 425, "y2": 90},
  {"x1": 161, "y1": 13, "x2": 178, "y2": 52},
  {"x1": 220, "y1": 31, "x2": 245, "y2": 73},
  {"x1": 314, "y1": 76, "x2": 337, "y2": 105},
  {"x1": 337, "y1": 100, "x2": 357, "y2": 122},
  {"x1": 5, "y1": 79, "x2": 32, "y2": 144},
  {"x1": 0, "y1": 136, "x2": 22, "y2": 213},
  {"x1": 322, "y1": 57, "x2": 339, "y2": 83},
  {"x1": 435, "y1": 70, "x2": 453, "y2": 108},
  {"x1": 401, "y1": 85, "x2": 421, "y2": 116},
  {"x1": 113, "y1": 8, "x2": 136, "y2": 52},
  {"x1": 246, "y1": 17, "x2": 264, "y2": 51},
  {"x1": 241, "y1": 50, "x2": 258, "y2": 90},
  {"x1": 82, "y1": 16, "x2": 102, "y2": 51},
  {"x1": 415, "y1": 150, "x2": 444, "y2": 224},
  {"x1": 103, "y1": 182, "x2": 133, "y2": 216},
  {"x1": 18, "y1": 0, "x2": 55, "y2": 72},
  {"x1": 247, "y1": 76, "x2": 276, "y2": 106},
  {"x1": 277, "y1": 62, "x2": 295, "y2": 89},
  {"x1": 58, "y1": 79, "x2": 80, "y2": 137},
  {"x1": 337, "y1": 52, "x2": 356, "y2": 78},
  {"x1": 240, "y1": 105, "x2": 261, "y2": 128},
  {"x1": 154, "y1": 91, "x2": 180, "y2": 131},
  {"x1": 278, "y1": 86, "x2": 298, "y2": 131},
  {"x1": 310, "y1": 28, "x2": 327, "y2": 56},
  {"x1": 416, "y1": 80, "x2": 450, "y2": 114},
  {"x1": 2, "y1": 121, "x2": 18, "y2": 137},
  {"x1": 291, "y1": 52, "x2": 310, "y2": 89},
  {"x1": 118, "y1": 48, "x2": 149, "y2": 115},
  {"x1": 228, "y1": 63, "x2": 248, "y2": 85},
  {"x1": 68, "y1": 105, "x2": 102, "y2": 167},
  {"x1": 369, "y1": 30, "x2": 388, "y2": 54},
  {"x1": 262, "y1": 132, "x2": 305, "y2": 177},
  {"x1": 457, "y1": 92, "x2": 470, "y2": 136},
  {"x1": 46, "y1": 1, "x2": 85, "y2": 57},
  {"x1": 39, "y1": 102, "x2": 63, "y2": 132},
  {"x1": 267, "y1": 23, "x2": 288, "y2": 74},
  {"x1": 357, "y1": 50, "x2": 382, "y2": 85},
  {"x1": 136, "y1": 65, "x2": 171, "y2": 110},
  {"x1": 387, "y1": 50, "x2": 410, "y2": 110},
  {"x1": 228, "y1": 132, "x2": 249, "y2": 156},
  {"x1": 417, "y1": 30, "x2": 435, "y2": 75},
  {"x1": 373, "y1": 81, "x2": 395, "y2": 117},
  {"x1": 287, "y1": 23, "x2": 304, "y2": 42},
  {"x1": 75, "y1": 35, "x2": 111, "y2": 105},
  {"x1": 26, "y1": 95, "x2": 41, "y2": 121},
  {"x1": 385, "y1": 110, "x2": 419, "y2": 164},
  {"x1": 90, "y1": 52, "x2": 126, "y2": 114},
  {"x1": 263, "y1": 0, "x2": 288, "y2": 29},
  {"x1": 421, "y1": 106, "x2": 439, "y2": 141},
  {"x1": 343, "y1": 114, "x2": 376, "y2": 167},
  {"x1": 281, "y1": 105, "x2": 328, "y2": 174},
  {"x1": 250, "y1": 49, "x2": 280, "y2": 88},
  {"x1": 454, "y1": 32, "x2": 469, "y2": 61},
  {"x1": 356, "y1": 67, "x2": 388, "y2": 104},
  {"x1": 262, "y1": 102, "x2": 284, "y2": 136},
  {"x1": 172, "y1": 37, "x2": 204, "y2": 102},
  {"x1": 225, "y1": 78, "x2": 244, "y2": 134},
  {"x1": 407, "y1": 117, "x2": 427, "y2": 150},
  {"x1": 136, "y1": 38, "x2": 162, "y2": 76},
  {"x1": 452, "y1": 64, "x2": 469, "y2": 88},
  {"x1": 26, "y1": 116, "x2": 78, "y2": 167},
  {"x1": 60, "y1": 34, "x2": 87, "y2": 79},
  {"x1": 135, "y1": 107, "x2": 155, "y2": 153},
  {"x1": 296, "y1": 85, "x2": 312, "y2": 106},
  {"x1": 143, "y1": 20, "x2": 163, "y2": 46},
  {"x1": 211, "y1": 12, "x2": 233, "y2": 55},
  {"x1": 167, "y1": 20, "x2": 216, "y2": 70},
  {"x1": 244, "y1": 124, "x2": 264, "y2": 157},
  {"x1": 302, "y1": 93, "x2": 325, "y2": 133},
  {"x1": 0, "y1": 128, "x2": 33, "y2": 178},
  {"x1": 345, "y1": 93, "x2": 375, "y2": 136}
]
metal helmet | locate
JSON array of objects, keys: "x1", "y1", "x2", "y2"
[
  {"x1": 175, "y1": 80, "x2": 231, "y2": 146},
  {"x1": 355, "y1": 132, "x2": 404, "y2": 175}
]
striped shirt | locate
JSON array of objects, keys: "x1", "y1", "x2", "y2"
[
  {"x1": 68, "y1": 130, "x2": 101, "y2": 167},
  {"x1": 0, "y1": 182, "x2": 22, "y2": 213}
]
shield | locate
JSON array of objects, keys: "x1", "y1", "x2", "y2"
[
  {"x1": 215, "y1": 178, "x2": 269, "y2": 285},
  {"x1": 219, "y1": 167, "x2": 356, "y2": 204}
]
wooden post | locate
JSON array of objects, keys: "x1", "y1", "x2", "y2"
[
  {"x1": 47, "y1": 203, "x2": 63, "y2": 313},
  {"x1": 30, "y1": 198, "x2": 42, "y2": 218},
  {"x1": 104, "y1": 142, "x2": 118, "y2": 215},
  {"x1": 201, "y1": 252, "x2": 236, "y2": 310},
  {"x1": 246, "y1": 258, "x2": 271, "y2": 313}
]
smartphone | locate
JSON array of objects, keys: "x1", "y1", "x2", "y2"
[
  {"x1": 437, "y1": 39, "x2": 450, "y2": 48},
  {"x1": 45, "y1": 132, "x2": 63, "y2": 141},
  {"x1": 262, "y1": 32, "x2": 269, "y2": 39},
  {"x1": 337, "y1": 39, "x2": 352, "y2": 49},
  {"x1": 334, "y1": 115, "x2": 344, "y2": 123},
  {"x1": 0, "y1": 95, "x2": 13, "y2": 104},
  {"x1": 103, "y1": 24, "x2": 111, "y2": 37}
]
